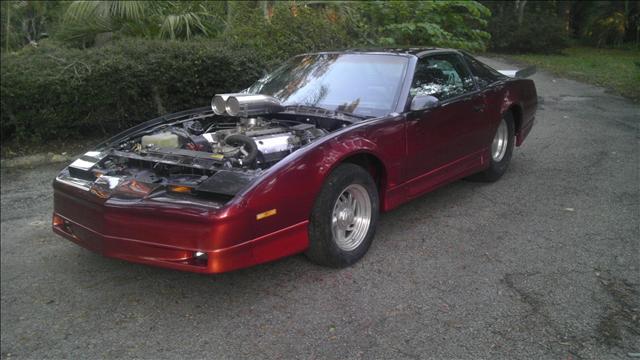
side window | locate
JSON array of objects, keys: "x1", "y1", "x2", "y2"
[
  {"x1": 410, "y1": 53, "x2": 476, "y2": 101},
  {"x1": 463, "y1": 54, "x2": 504, "y2": 88}
]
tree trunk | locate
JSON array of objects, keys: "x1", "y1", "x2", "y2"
[
  {"x1": 5, "y1": 2, "x2": 11, "y2": 52},
  {"x1": 623, "y1": 0, "x2": 630, "y2": 38},
  {"x1": 514, "y1": 0, "x2": 527, "y2": 26},
  {"x1": 261, "y1": 1, "x2": 269, "y2": 21},
  {"x1": 225, "y1": 1, "x2": 233, "y2": 31},
  {"x1": 22, "y1": 19, "x2": 32, "y2": 43},
  {"x1": 151, "y1": 85, "x2": 166, "y2": 116},
  {"x1": 564, "y1": 2, "x2": 571, "y2": 33}
]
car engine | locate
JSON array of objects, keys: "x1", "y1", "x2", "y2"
[
  {"x1": 202, "y1": 117, "x2": 326, "y2": 166},
  {"x1": 126, "y1": 117, "x2": 327, "y2": 170}
]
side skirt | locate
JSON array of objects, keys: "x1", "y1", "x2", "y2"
[{"x1": 383, "y1": 148, "x2": 488, "y2": 211}]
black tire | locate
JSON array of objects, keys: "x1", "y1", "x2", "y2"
[
  {"x1": 469, "y1": 112, "x2": 515, "y2": 182},
  {"x1": 305, "y1": 163, "x2": 379, "y2": 267}
]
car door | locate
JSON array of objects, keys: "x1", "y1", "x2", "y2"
[
  {"x1": 405, "y1": 52, "x2": 487, "y2": 195},
  {"x1": 462, "y1": 52, "x2": 509, "y2": 146}
]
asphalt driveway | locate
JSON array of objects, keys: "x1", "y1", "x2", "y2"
[{"x1": 1, "y1": 57, "x2": 638, "y2": 359}]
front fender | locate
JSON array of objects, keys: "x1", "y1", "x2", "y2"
[{"x1": 227, "y1": 114, "x2": 406, "y2": 244}]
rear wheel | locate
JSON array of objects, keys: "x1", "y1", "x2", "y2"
[
  {"x1": 305, "y1": 163, "x2": 379, "y2": 267},
  {"x1": 470, "y1": 112, "x2": 515, "y2": 182}
]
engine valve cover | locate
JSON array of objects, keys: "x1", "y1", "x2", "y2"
[{"x1": 254, "y1": 133, "x2": 294, "y2": 155}]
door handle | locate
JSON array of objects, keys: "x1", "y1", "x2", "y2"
[{"x1": 473, "y1": 104, "x2": 486, "y2": 112}]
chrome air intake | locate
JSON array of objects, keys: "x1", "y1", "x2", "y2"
[
  {"x1": 211, "y1": 93, "x2": 242, "y2": 115},
  {"x1": 225, "y1": 94, "x2": 283, "y2": 117}
]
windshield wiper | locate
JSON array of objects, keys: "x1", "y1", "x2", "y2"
[
  {"x1": 283, "y1": 105, "x2": 372, "y2": 121},
  {"x1": 335, "y1": 109, "x2": 372, "y2": 120}
]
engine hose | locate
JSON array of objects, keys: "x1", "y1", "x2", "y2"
[{"x1": 225, "y1": 133, "x2": 258, "y2": 166}]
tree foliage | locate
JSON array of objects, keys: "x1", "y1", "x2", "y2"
[
  {"x1": 349, "y1": 1, "x2": 491, "y2": 51},
  {"x1": 1, "y1": 0, "x2": 638, "y2": 145},
  {"x1": 222, "y1": 2, "x2": 354, "y2": 65},
  {"x1": 1, "y1": 0, "x2": 65, "y2": 51},
  {"x1": 574, "y1": 0, "x2": 639, "y2": 47},
  {"x1": 482, "y1": 0, "x2": 640, "y2": 53},
  {"x1": 2, "y1": 0, "x2": 638, "y2": 54},
  {"x1": 59, "y1": 1, "x2": 225, "y2": 46},
  {"x1": 483, "y1": 1, "x2": 569, "y2": 53},
  {"x1": 2, "y1": 0, "x2": 493, "y2": 51}
]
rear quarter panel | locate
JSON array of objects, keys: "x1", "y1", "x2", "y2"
[{"x1": 484, "y1": 78, "x2": 537, "y2": 145}]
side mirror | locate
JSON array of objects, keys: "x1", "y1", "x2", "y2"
[{"x1": 410, "y1": 95, "x2": 440, "y2": 111}]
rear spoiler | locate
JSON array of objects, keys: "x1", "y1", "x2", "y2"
[{"x1": 498, "y1": 66, "x2": 536, "y2": 78}]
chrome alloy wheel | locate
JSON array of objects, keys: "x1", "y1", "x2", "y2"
[
  {"x1": 491, "y1": 118, "x2": 509, "y2": 162},
  {"x1": 331, "y1": 184, "x2": 372, "y2": 251}
]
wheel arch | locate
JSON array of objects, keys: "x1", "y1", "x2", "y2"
[
  {"x1": 507, "y1": 103, "x2": 523, "y2": 141},
  {"x1": 337, "y1": 152, "x2": 388, "y2": 210}
]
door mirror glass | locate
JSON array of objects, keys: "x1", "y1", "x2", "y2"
[{"x1": 410, "y1": 95, "x2": 440, "y2": 111}]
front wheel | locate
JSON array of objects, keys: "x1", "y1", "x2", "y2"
[
  {"x1": 305, "y1": 163, "x2": 379, "y2": 267},
  {"x1": 470, "y1": 112, "x2": 515, "y2": 182}
]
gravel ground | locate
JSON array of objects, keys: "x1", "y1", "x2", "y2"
[{"x1": 1, "y1": 57, "x2": 638, "y2": 359}]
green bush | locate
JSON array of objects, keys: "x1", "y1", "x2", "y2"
[{"x1": 1, "y1": 39, "x2": 268, "y2": 142}]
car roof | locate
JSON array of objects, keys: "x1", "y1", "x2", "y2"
[{"x1": 304, "y1": 47, "x2": 462, "y2": 58}]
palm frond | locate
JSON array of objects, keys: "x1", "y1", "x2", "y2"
[
  {"x1": 109, "y1": 1, "x2": 149, "y2": 20},
  {"x1": 64, "y1": 1, "x2": 104, "y2": 22},
  {"x1": 159, "y1": 12, "x2": 209, "y2": 40},
  {"x1": 58, "y1": 15, "x2": 114, "y2": 44},
  {"x1": 64, "y1": 1, "x2": 150, "y2": 22}
]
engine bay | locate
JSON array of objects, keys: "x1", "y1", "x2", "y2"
[
  {"x1": 117, "y1": 116, "x2": 327, "y2": 169},
  {"x1": 61, "y1": 108, "x2": 345, "y2": 200}
]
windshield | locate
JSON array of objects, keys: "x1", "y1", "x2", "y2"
[{"x1": 245, "y1": 53, "x2": 409, "y2": 118}]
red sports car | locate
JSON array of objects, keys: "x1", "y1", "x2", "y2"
[{"x1": 52, "y1": 48, "x2": 537, "y2": 273}]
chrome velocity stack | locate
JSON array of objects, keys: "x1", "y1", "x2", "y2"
[
  {"x1": 225, "y1": 94, "x2": 283, "y2": 117},
  {"x1": 211, "y1": 93, "x2": 242, "y2": 115}
]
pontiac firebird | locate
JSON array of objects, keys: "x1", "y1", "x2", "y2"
[{"x1": 52, "y1": 48, "x2": 537, "y2": 273}]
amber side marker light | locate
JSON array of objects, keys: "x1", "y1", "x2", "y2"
[
  {"x1": 52, "y1": 214, "x2": 65, "y2": 227},
  {"x1": 52, "y1": 214, "x2": 72, "y2": 234},
  {"x1": 168, "y1": 185, "x2": 193, "y2": 193},
  {"x1": 256, "y1": 209, "x2": 277, "y2": 220}
]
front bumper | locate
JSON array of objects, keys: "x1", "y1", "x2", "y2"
[{"x1": 53, "y1": 180, "x2": 309, "y2": 274}]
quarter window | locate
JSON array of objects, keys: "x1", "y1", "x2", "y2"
[
  {"x1": 463, "y1": 54, "x2": 504, "y2": 88},
  {"x1": 410, "y1": 53, "x2": 475, "y2": 101}
]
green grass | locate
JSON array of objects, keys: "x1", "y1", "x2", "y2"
[{"x1": 510, "y1": 46, "x2": 640, "y2": 101}]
